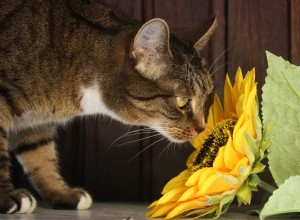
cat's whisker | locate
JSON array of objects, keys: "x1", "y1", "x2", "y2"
[
  {"x1": 167, "y1": 142, "x2": 179, "y2": 158},
  {"x1": 115, "y1": 133, "x2": 162, "y2": 147},
  {"x1": 107, "y1": 127, "x2": 157, "y2": 150},
  {"x1": 211, "y1": 62, "x2": 229, "y2": 76},
  {"x1": 183, "y1": 141, "x2": 190, "y2": 149},
  {"x1": 158, "y1": 141, "x2": 172, "y2": 159},
  {"x1": 108, "y1": 125, "x2": 172, "y2": 150},
  {"x1": 172, "y1": 142, "x2": 179, "y2": 158},
  {"x1": 129, "y1": 136, "x2": 167, "y2": 162},
  {"x1": 208, "y1": 41, "x2": 238, "y2": 74}
]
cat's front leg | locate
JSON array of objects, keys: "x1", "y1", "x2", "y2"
[
  {"x1": 10, "y1": 124, "x2": 92, "y2": 210},
  {"x1": 0, "y1": 116, "x2": 36, "y2": 213}
]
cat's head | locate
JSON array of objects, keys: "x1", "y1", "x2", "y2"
[{"x1": 119, "y1": 18, "x2": 216, "y2": 143}]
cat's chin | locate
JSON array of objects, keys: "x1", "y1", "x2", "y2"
[
  {"x1": 166, "y1": 137, "x2": 188, "y2": 144},
  {"x1": 157, "y1": 130, "x2": 192, "y2": 144},
  {"x1": 147, "y1": 125, "x2": 195, "y2": 144}
]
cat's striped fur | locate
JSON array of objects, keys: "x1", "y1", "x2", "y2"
[{"x1": 0, "y1": 0, "x2": 216, "y2": 213}]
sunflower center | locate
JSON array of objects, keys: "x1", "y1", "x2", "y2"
[{"x1": 188, "y1": 119, "x2": 236, "y2": 172}]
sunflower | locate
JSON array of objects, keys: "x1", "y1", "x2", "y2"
[{"x1": 146, "y1": 68, "x2": 270, "y2": 219}]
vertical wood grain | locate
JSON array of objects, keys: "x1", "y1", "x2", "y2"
[
  {"x1": 210, "y1": 0, "x2": 226, "y2": 99},
  {"x1": 290, "y1": 0, "x2": 300, "y2": 65},
  {"x1": 227, "y1": 0, "x2": 289, "y2": 92},
  {"x1": 152, "y1": 0, "x2": 210, "y2": 27}
]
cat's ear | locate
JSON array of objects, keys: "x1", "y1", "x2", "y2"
[
  {"x1": 193, "y1": 18, "x2": 217, "y2": 54},
  {"x1": 173, "y1": 17, "x2": 217, "y2": 54},
  {"x1": 130, "y1": 18, "x2": 173, "y2": 80}
]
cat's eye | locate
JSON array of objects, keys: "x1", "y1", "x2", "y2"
[{"x1": 176, "y1": 97, "x2": 189, "y2": 108}]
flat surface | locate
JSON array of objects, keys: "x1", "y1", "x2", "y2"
[{"x1": 0, "y1": 202, "x2": 268, "y2": 220}]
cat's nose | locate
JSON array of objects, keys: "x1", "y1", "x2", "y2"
[
  {"x1": 195, "y1": 126, "x2": 205, "y2": 134},
  {"x1": 194, "y1": 115, "x2": 206, "y2": 134}
]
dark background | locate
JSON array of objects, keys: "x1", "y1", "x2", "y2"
[{"x1": 13, "y1": 0, "x2": 300, "y2": 205}]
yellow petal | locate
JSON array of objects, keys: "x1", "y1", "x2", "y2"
[
  {"x1": 147, "y1": 203, "x2": 178, "y2": 218},
  {"x1": 236, "y1": 94, "x2": 245, "y2": 118},
  {"x1": 229, "y1": 156, "x2": 250, "y2": 177},
  {"x1": 186, "y1": 169, "x2": 204, "y2": 187},
  {"x1": 148, "y1": 200, "x2": 158, "y2": 208},
  {"x1": 162, "y1": 170, "x2": 190, "y2": 194},
  {"x1": 243, "y1": 86, "x2": 257, "y2": 138},
  {"x1": 198, "y1": 172, "x2": 233, "y2": 196},
  {"x1": 224, "y1": 74, "x2": 236, "y2": 115},
  {"x1": 223, "y1": 135, "x2": 243, "y2": 170},
  {"x1": 213, "y1": 147, "x2": 228, "y2": 171},
  {"x1": 212, "y1": 94, "x2": 225, "y2": 124},
  {"x1": 231, "y1": 68, "x2": 242, "y2": 109},
  {"x1": 197, "y1": 168, "x2": 214, "y2": 189},
  {"x1": 156, "y1": 187, "x2": 188, "y2": 205},
  {"x1": 166, "y1": 199, "x2": 206, "y2": 219},
  {"x1": 234, "y1": 67, "x2": 244, "y2": 94},
  {"x1": 178, "y1": 185, "x2": 198, "y2": 201},
  {"x1": 233, "y1": 117, "x2": 249, "y2": 155}
]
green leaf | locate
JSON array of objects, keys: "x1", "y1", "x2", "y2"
[
  {"x1": 260, "y1": 176, "x2": 300, "y2": 220},
  {"x1": 262, "y1": 52, "x2": 300, "y2": 186}
]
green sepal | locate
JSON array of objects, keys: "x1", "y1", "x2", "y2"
[
  {"x1": 251, "y1": 162, "x2": 266, "y2": 174},
  {"x1": 236, "y1": 180, "x2": 252, "y2": 205}
]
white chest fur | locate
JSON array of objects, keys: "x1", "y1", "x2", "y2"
[
  {"x1": 80, "y1": 85, "x2": 120, "y2": 120},
  {"x1": 10, "y1": 85, "x2": 121, "y2": 132}
]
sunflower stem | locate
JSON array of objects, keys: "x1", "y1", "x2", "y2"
[{"x1": 257, "y1": 179, "x2": 276, "y2": 193}]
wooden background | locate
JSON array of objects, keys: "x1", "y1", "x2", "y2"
[{"x1": 13, "y1": 0, "x2": 300, "y2": 205}]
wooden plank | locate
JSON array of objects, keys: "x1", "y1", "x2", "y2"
[
  {"x1": 291, "y1": 0, "x2": 300, "y2": 65},
  {"x1": 227, "y1": 0, "x2": 289, "y2": 92},
  {"x1": 210, "y1": 0, "x2": 226, "y2": 99},
  {"x1": 141, "y1": 0, "x2": 154, "y2": 22},
  {"x1": 152, "y1": 0, "x2": 209, "y2": 28},
  {"x1": 58, "y1": 119, "x2": 83, "y2": 186}
]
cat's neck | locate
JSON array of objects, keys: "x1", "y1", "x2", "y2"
[{"x1": 76, "y1": 28, "x2": 139, "y2": 123}]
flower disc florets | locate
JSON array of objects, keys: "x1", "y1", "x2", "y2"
[{"x1": 188, "y1": 119, "x2": 236, "y2": 171}]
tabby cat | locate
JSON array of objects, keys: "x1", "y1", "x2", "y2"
[{"x1": 0, "y1": 0, "x2": 216, "y2": 214}]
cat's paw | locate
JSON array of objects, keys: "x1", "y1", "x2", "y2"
[
  {"x1": 50, "y1": 188, "x2": 92, "y2": 210},
  {"x1": 0, "y1": 189, "x2": 37, "y2": 214}
]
